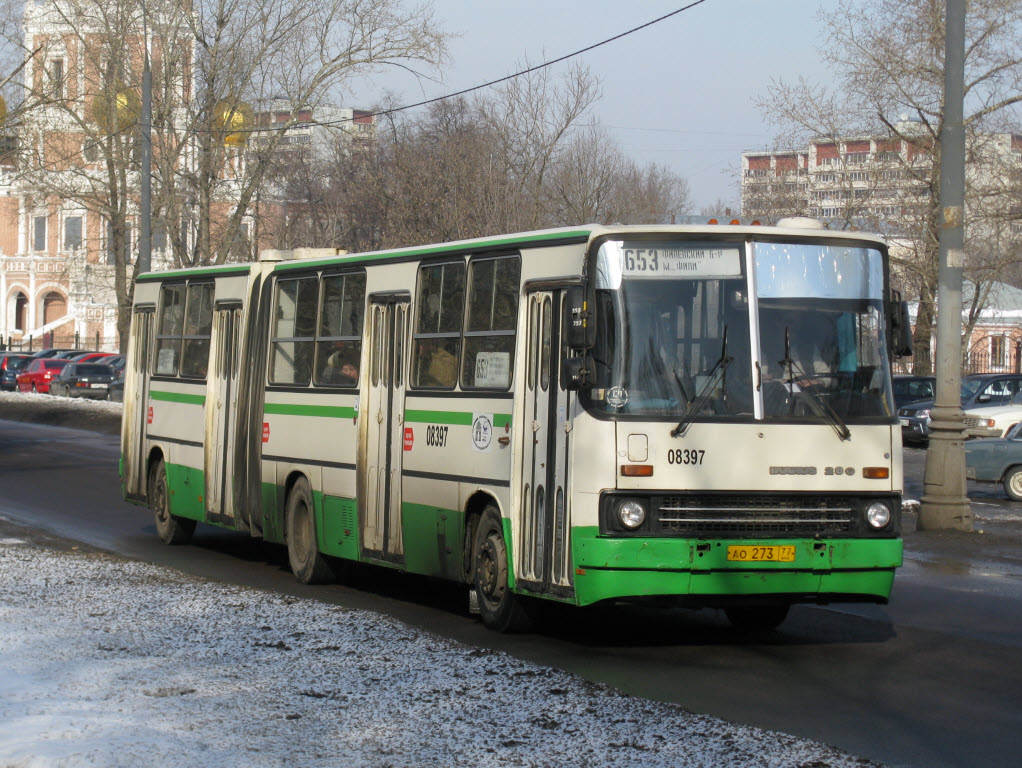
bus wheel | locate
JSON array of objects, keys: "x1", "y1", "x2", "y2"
[
  {"x1": 1003, "y1": 466, "x2": 1022, "y2": 501},
  {"x1": 473, "y1": 506, "x2": 529, "y2": 632},
  {"x1": 725, "y1": 604, "x2": 790, "y2": 633},
  {"x1": 150, "y1": 459, "x2": 196, "y2": 545},
  {"x1": 286, "y1": 477, "x2": 333, "y2": 584}
]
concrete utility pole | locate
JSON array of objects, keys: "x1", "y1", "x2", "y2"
[
  {"x1": 138, "y1": 7, "x2": 152, "y2": 275},
  {"x1": 919, "y1": 0, "x2": 972, "y2": 531}
]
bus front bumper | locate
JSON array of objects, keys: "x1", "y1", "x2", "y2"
[{"x1": 571, "y1": 532, "x2": 903, "y2": 608}]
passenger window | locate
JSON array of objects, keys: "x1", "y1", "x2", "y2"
[
  {"x1": 180, "y1": 283, "x2": 214, "y2": 379},
  {"x1": 270, "y1": 277, "x2": 317, "y2": 385},
  {"x1": 314, "y1": 272, "x2": 365, "y2": 387},
  {"x1": 155, "y1": 284, "x2": 185, "y2": 375},
  {"x1": 412, "y1": 261, "x2": 465, "y2": 388},
  {"x1": 461, "y1": 255, "x2": 520, "y2": 389}
]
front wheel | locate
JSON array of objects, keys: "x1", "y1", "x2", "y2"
[
  {"x1": 286, "y1": 477, "x2": 334, "y2": 584},
  {"x1": 473, "y1": 506, "x2": 530, "y2": 632},
  {"x1": 1003, "y1": 466, "x2": 1022, "y2": 502},
  {"x1": 150, "y1": 459, "x2": 196, "y2": 544}
]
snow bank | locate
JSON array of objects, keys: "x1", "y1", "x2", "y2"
[{"x1": 0, "y1": 541, "x2": 878, "y2": 767}]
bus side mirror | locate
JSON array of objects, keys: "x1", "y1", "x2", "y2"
[
  {"x1": 562, "y1": 355, "x2": 589, "y2": 390},
  {"x1": 889, "y1": 293, "x2": 913, "y2": 358},
  {"x1": 565, "y1": 285, "x2": 592, "y2": 351}
]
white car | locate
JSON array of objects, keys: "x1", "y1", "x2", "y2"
[{"x1": 963, "y1": 403, "x2": 1022, "y2": 439}]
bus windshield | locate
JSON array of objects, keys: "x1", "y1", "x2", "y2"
[{"x1": 585, "y1": 238, "x2": 895, "y2": 422}]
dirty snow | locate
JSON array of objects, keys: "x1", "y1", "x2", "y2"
[{"x1": 0, "y1": 542, "x2": 879, "y2": 768}]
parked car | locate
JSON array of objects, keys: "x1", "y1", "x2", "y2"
[
  {"x1": 107, "y1": 374, "x2": 124, "y2": 402},
  {"x1": 49, "y1": 362, "x2": 117, "y2": 399},
  {"x1": 899, "y1": 373, "x2": 1022, "y2": 444},
  {"x1": 893, "y1": 374, "x2": 936, "y2": 408},
  {"x1": 966, "y1": 422, "x2": 1022, "y2": 500},
  {"x1": 16, "y1": 358, "x2": 70, "y2": 393},
  {"x1": 28, "y1": 348, "x2": 81, "y2": 359},
  {"x1": 961, "y1": 401, "x2": 1022, "y2": 439},
  {"x1": 69, "y1": 351, "x2": 117, "y2": 363},
  {"x1": 54, "y1": 349, "x2": 93, "y2": 359},
  {"x1": 0, "y1": 352, "x2": 33, "y2": 391},
  {"x1": 100, "y1": 354, "x2": 126, "y2": 373}
]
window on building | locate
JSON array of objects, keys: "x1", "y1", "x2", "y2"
[
  {"x1": 412, "y1": 260, "x2": 466, "y2": 388},
  {"x1": 991, "y1": 336, "x2": 1007, "y2": 367},
  {"x1": 49, "y1": 59, "x2": 64, "y2": 100},
  {"x1": 845, "y1": 152, "x2": 869, "y2": 164},
  {"x1": 270, "y1": 276, "x2": 318, "y2": 385},
  {"x1": 33, "y1": 216, "x2": 46, "y2": 251},
  {"x1": 314, "y1": 272, "x2": 366, "y2": 387},
  {"x1": 461, "y1": 255, "x2": 521, "y2": 389},
  {"x1": 64, "y1": 216, "x2": 82, "y2": 250},
  {"x1": 106, "y1": 220, "x2": 132, "y2": 264}
]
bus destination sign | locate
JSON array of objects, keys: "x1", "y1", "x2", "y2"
[{"x1": 620, "y1": 244, "x2": 741, "y2": 278}]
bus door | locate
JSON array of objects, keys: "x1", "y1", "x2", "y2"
[
  {"x1": 518, "y1": 291, "x2": 574, "y2": 595},
  {"x1": 205, "y1": 303, "x2": 242, "y2": 523},
  {"x1": 124, "y1": 307, "x2": 155, "y2": 500},
  {"x1": 361, "y1": 295, "x2": 409, "y2": 561}
]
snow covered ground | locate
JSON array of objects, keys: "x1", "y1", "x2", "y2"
[
  {"x1": 0, "y1": 540, "x2": 879, "y2": 768},
  {"x1": 0, "y1": 392, "x2": 880, "y2": 766}
]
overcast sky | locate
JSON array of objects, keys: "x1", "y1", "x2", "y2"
[{"x1": 345, "y1": 0, "x2": 833, "y2": 214}]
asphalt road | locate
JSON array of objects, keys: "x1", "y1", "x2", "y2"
[{"x1": 1, "y1": 417, "x2": 1021, "y2": 768}]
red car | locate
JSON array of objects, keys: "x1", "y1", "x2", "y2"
[
  {"x1": 17, "y1": 358, "x2": 70, "y2": 393},
  {"x1": 70, "y1": 352, "x2": 117, "y2": 363}
]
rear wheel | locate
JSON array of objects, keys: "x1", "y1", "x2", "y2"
[
  {"x1": 725, "y1": 604, "x2": 790, "y2": 633},
  {"x1": 473, "y1": 506, "x2": 530, "y2": 632},
  {"x1": 1003, "y1": 466, "x2": 1022, "y2": 502},
  {"x1": 286, "y1": 477, "x2": 334, "y2": 584},
  {"x1": 150, "y1": 459, "x2": 196, "y2": 544}
]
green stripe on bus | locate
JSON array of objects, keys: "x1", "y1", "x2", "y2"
[
  {"x1": 150, "y1": 390, "x2": 206, "y2": 405},
  {"x1": 264, "y1": 403, "x2": 356, "y2": 418},
  {"x1": 405, "y1": 410, "x2": 512, "y2": 426},
  {"x1": 274, "y1": 229, "x2": 594, "y2": 272}
]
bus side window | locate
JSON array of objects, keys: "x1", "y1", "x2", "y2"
[
  {"x1": 461, "y1": 255, "x2": 520, "y2": 389},
  {"x1": 412, "y1": 260, "x2": 465, "y2": 388},
  {"x1": 270, "y1": 277, "x2": 317, "y2": 386},
  {"x1": 155, "y1": 284, "x2": 185, "y2": 376}
]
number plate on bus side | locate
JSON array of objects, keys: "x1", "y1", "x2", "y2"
[{"x1": 726, "y1": 545, "x2": 796, "y2": 563}]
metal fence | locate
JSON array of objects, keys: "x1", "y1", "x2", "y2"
[
  {"x1": 893, "y1": 342, "x2": 1022, "y2": 376},
  {"x1": 0, "y1": 332, "x2": 121, "y2": 354}
]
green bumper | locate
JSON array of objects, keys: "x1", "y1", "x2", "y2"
[{"x1": 571, "y1": 528, "x2": 902, "y2": 607}]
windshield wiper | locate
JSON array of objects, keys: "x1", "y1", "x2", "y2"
[
  {"x1": 780, "y1": 328, "x2": 851, "y2": 441},
  {"x1": 671, "y1": 327, "x2": 732, "y2": 438}
]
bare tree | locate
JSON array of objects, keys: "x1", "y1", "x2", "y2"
[{"x1": 756, "y1": 0, "x2": 1022, "y2": 373}]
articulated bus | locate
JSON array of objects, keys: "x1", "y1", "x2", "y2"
[{"x1": 121, "y1": 219, "x2": 909, "y2": 631}]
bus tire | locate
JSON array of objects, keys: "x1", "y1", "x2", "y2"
[
  {"x1": 150, "y1": 459, "x2": 196, "y2": 545},
  {"x1": 472, "y1": 506, "x2": 529, "y2": 632},
  {"x1": 1002, "y1": 466, "x2": 1022, "y2": 501},
  {"x1": 725, "y1": 604, "x2": 790, "y2": 632},
  {"x1": 286, "y1": 477, "x2": 333, "y2": 584}
]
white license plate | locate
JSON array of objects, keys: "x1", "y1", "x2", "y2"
[
  {"x1": 90, "y1": 383, "x2": 108, "y2": 389},
  {"x1": 900, "y1": 418, "x2": 910, "y2": 427}
]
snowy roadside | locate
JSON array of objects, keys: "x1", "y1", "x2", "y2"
[
  {"x1": 0, "y1": 391, "x2": 121, "y2": 435},
  {"x1": 0, "y1": 539, "x2": 879, "y2": 768}
]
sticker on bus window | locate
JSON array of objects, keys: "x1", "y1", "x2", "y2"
[
  {"x1": 620, "y1": 244, "x2": 741, "y2": 279},
  {"x1": 474, "y1": 352, "x2": 510, "y2": 388}
]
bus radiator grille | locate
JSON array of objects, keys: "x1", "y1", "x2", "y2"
[{"x1": 654, "y1": 495, "x2": 856, "y2": 537}]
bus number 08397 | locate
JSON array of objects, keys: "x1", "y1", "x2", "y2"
[{"x1": 667, "y1": 448, "x2": 704, "y2": 465}]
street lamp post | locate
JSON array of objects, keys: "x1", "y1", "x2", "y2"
[{"x1": 919, "y1": 0, "x2": 972, "y2": 531}]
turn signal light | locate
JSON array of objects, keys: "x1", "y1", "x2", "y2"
[
  {"x1": 863, "y1": 467, "x2": 890, "y2": 479},
  {"x1": 621, "y1": 464, "x2": 653, "y2": 477}
]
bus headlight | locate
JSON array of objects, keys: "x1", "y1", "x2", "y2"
[
  {"x1": 617, "y1": 499, "x2": 647, "y2": 529},
  {"x1": 865, "y1": 501, "x2": 891, "y2": 529}
]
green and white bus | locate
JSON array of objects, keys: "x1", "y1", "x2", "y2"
[{"x1": 121, "y1": 219, "x2": 909, "y2": 631}]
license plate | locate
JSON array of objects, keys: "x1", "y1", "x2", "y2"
[
  {"x1": 900, "y1": 418, "x2": 910, "y2": 426},
  {"x1": 90, "y1": 383, "x2": 108, "y2": 389},
  {"x1": 727, "y1": 545, "x2": 796, "y2": 563}
]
